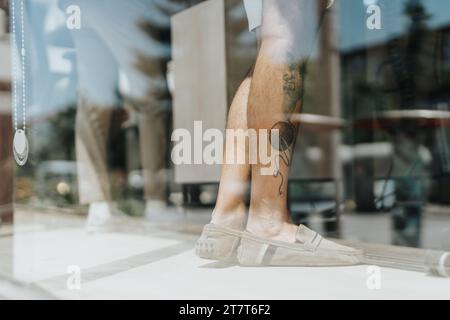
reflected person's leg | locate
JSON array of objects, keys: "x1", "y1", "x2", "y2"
[
  {"x1": 75, "y1": 99, "x2": 113, "y2": 205},
  {"x1": 124, "y1": 98, "x2": 171, "y2": 208},
  {"x1": 139, "y1": 111, "x2": 170, "y2": 204},
  {"x1": 89, "y1": 0, "x2": 177, "y2": 215},
  {"x1": 72, "y1": 28, "x2": 119, "y2": 207}
]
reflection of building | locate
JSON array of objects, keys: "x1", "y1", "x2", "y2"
[
  {"x1": 0, "y1": 5, "x2": 13, "y2": 224},
  {"x1": 342, "y1": 27, "x2": 450, "y2": 117},
  {"x1": 343, "y1": 18, "x2": 450, "y2": 209}
]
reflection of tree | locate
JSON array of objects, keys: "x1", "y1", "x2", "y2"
[
  {"x1": 134, "y1": 18, "x2": 171, "y2": 102},
  {"x1": 378, "y1": 0, "x2": 432, "y2": 109},
  {"x1": 37, "y1": 106, "x2": 77, "y2": 161},
  {"x1": 380, "y1": 0, "x2": 450, "y2": 110},
  {"x1": 342, "y1": 0, "x2": 445, "y2": 141},
  {"x1": 133, "y1": 1, "x2": 205, "y2": 103},
  {"x1": 405, "y1": 0, "x2": 430, "y2": 33},
  {"x1": 402, "y1": 0, "x2": 431, "y2": 108}
]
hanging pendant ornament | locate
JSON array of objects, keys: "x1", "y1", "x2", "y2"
[
  {"x1": 11, "y1": 0, "x2": 29, "y2": 166},
  {"x1": 13, "y1": 129, "x2": 29, "y2": 166}
]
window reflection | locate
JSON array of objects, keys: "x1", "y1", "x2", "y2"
[
  {"x1": 0, "y1": 0, "x2": 449, "y2": 296},
  {"x1": 5, "y1": 0, "x2": 448, "y2": 246}
]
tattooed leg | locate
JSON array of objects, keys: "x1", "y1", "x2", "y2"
[{"x1": 246, "y1": 0, "x2": 312, "y2": 242}]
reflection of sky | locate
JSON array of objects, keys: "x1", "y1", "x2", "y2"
[
  {"x1": 14, "y1": 0, "x2": 450, "y2": 117},
  {"x1": 21, "y1": 0, "x2": 76, "y2": 116},
  {"x1": 339, "y1": 0, "x2": 450, "y2": 52}
]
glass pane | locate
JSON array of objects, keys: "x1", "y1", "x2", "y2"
[{"x1": 0, "y1": 0, "x2": 449, "y2": 300}]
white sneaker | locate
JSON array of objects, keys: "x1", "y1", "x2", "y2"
[
  {"x1": 85, "y1": 202, "x2": 125, "y2": 233},
  {"x1": 145, "y1": 200, "x2": 183, "y2": 224}
]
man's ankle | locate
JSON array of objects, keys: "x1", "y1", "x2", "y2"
[
  {"x1": 211, "y1": 203, "x2": 247, "y2": 230},
  {"x1": 246, "y1": 206, "x2": 291, "y2": 237}
]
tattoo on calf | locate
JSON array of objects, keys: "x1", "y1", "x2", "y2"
[
  {"x1": 282, "y1": 59, "x2": 305, "y2": 115},
  {"x1": 270, "y1": 54, "x2": 305, "y2": 196},
  {"x1": 269, "y1": 121, "x2": 297, "y2": 195},
  {"x1": 270, "y1": 121, "x2": 296, "y2": 152}
]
